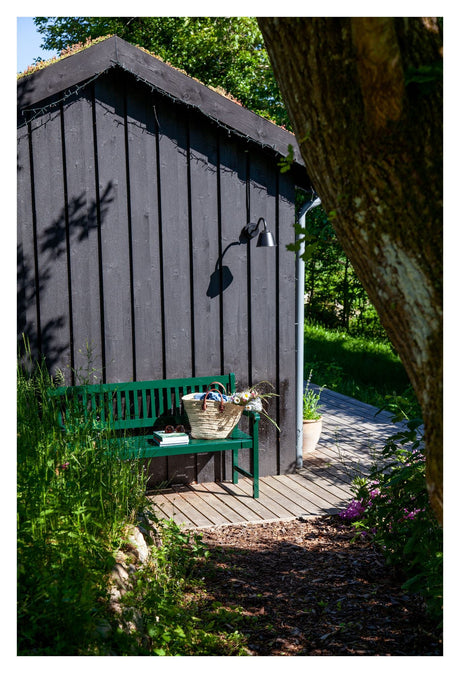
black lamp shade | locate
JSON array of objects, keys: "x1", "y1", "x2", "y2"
[
  {"x1": 257, "y1": 230, "x2": 276, "y2": 247},
  {"x1": 256, "y1": 217, "x2": 276, "y2": 247}
]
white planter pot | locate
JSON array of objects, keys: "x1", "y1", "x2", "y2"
[{"x1": 302, "y1": 418, "x2": 322, "y2": 457}]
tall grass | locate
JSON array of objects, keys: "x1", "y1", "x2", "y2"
[
  {"x1": 17, "y1": 348, "x2": 249, "y2": 655},
  {"x1": 304, "y1": 320, "x2": 421, "y2": 418},
  {"x1": 17, "y1": 351, "x2": 150, "y2": 654}
]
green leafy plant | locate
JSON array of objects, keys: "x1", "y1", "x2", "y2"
[
  {"x1": 119, "y1": 519, "x2": 248, "y2": 655},
  {"x1": 17, "y1": 339, "x2": 250, "y2": 655},
  {"x1": 303, "y1": 370, "x2": 323, "y2": 420},
  {"x1": 340, "y1": 420, "x2": 442, "y2": 626}
]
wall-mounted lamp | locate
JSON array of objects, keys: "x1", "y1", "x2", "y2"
[{"x1": 241, "y1": 217, "x2": 276, "y2": 247}]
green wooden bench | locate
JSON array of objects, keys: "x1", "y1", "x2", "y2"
[{"x1": 48, "y1": 373, "x2": 260, "y2": 498}]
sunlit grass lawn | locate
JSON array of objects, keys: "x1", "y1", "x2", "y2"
[{"x1": 304, "y1": 320, "x2": 421, "y2": 418}]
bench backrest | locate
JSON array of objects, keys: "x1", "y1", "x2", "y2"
[{"x1": 48, "y1": 374, "x2": 236, "y2": 433}]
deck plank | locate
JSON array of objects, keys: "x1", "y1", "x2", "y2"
[
  {"x1": 198, "y1": 482, "x2": 265, "y2": 523},
  {"x1": 234, "y1": 477, "x2": 298, "y2": 519},
  {"x1": 170, "y1": 486, "x2": 230, "y2": 526},
  {"x1": 287, "y1": 473, "x2": 350, "y2": 508},
  {"x1": 264, "y1": 475, "x2": 341, "y2": 515},
  {"x1": 256, "y1": 477, "x2": 315, "y2": 517},
  {"x1": 185, "y1": 484, "x2": 247, "y2": 525},
  {"x1": 149, "y1": 493, "x2": 196, "y2": 526}
]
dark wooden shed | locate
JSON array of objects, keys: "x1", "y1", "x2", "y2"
[{"x1": 17, "y1": 35, "x2": 310, "y2": 485}]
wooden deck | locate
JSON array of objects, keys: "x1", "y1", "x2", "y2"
[{"x1": 147, "y1": 388, "x2": 408, "y2": 529}]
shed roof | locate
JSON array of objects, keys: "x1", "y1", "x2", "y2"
[{"x1": 17, "y1": 35, "x2": 307, "y2": 176}]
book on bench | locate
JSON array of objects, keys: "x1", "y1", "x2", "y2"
[{"x1": 152, "y1": 431, "x2": 190, "y2": 445}]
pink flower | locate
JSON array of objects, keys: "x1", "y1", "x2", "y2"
[{"x1": 339, "y1": 499, "x2": 365, "y2": 521}]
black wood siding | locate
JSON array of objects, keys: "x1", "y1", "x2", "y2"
[{"x1": 17, "y1": 68, "x2": 299, "y2": 481}]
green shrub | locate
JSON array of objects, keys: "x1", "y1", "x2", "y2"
[
  {"x1": 340, "y1": 421, "x2": 442, "y2": 626},
  {"x1": 17, "y1": 349, "x2": 148, "y2": 654},
  {"x1": 17, "y1": 345, "x2": 249, "y2": 655},
  {"x1": 119, "y1": 520, "x2": 248, "y2": 655}
]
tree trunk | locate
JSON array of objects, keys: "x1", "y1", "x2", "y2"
[{"x1": 258, "y1": 17, "x2": 443, "y2": 523}]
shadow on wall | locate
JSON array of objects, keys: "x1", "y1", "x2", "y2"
[
  {"x1": 206, "y1": 225, "x2": 260, "y2": 298},
  {"x1": 17, "y1": 184, "x2": 114, "y2": 371}
]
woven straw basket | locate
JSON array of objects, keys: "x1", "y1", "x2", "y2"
[{"x1": 182, "y1": 383, "x2": 243, "y2": 439}]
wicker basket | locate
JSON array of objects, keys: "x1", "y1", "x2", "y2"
[{"x1": 182, "y1": 383, "x2": 243, "y2": 439}]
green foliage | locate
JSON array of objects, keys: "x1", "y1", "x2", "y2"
[
  {"x1": 34, "y1": 16, "x2": 290, "y2": 128},
  {"x1": 303, "y1": 369, "x2": 323, "y2": 420},
  {"x1": 119, "y1": 521, "x2": 248, "y2": 655},
  {"x1": 341, "y1": 423, "x2": 442, "y2": 626},
  {"x1": 17, "y1": 344, "x2": 249, "y2": 655},
  {"x1": 289, "y1": 197, "x2": 387, "y2": 339},
  {"x1": 304, "y1": 320, "x2": 420, "y2": 417},
  {"x1": 405, "y1": 60, "x2": 443, "y2": 94},
  {"x1": 17, "y1": 346, "x2": 147, "y2": 654}
]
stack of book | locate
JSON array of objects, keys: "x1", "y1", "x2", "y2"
[{"x1": 152, "y1": 430, "x2": 190, "y2": 446}]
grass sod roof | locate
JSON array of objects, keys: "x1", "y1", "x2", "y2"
[{"x1": 17, "y1": 35, "x2": 307, "y2": 178}]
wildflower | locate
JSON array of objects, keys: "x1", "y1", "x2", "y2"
[
  {"x1": 339, "y1": 499, "x2": 365, "y2": 521},
  {"x1": 55, "y1": 461, "x2": 70, "y2": 476},
  {"x1": 403, "y1": 507, "x2": 423, "y2": 520}
]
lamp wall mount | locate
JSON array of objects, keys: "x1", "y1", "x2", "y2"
[{"x1": 241, "y1": 217, "x2": 276, "y2": 247}]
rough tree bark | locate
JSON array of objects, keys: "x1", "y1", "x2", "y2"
[{"x1": 258, "y1": 18, "x2": 443, "y2": 523}]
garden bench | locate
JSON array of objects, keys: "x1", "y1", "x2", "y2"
[{"x1": 48, "y1": 373, "x2": 260, "y2": 498}]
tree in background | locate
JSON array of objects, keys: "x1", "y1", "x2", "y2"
[
  {"x1": 258, "y1": 17, "x2": 443, "y2": 523},
  {"x1": 34, "y1": 16, "x2": 289, "y2": 128},
  {"x1": 295, "y1": 205, "x2": 386, "y2": 338}
]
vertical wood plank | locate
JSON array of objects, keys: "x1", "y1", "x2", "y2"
[
  {"x1": 94, "y1": 74, "x2": 133, "y2": 383},
  {"x1": 277, "y1": 174, "x2": 298, "y2": 474},
  {"x1": 62, "y1": 91, "x2": 103, "y2": 384},
  {"x1": 156, "y1": 97, "x2": 195, "y2": 484},
  {"x1": 30, "y1": 105, "x2": 71, "y2": 378},
  {"x1": 17, "y1": 123, "x2": 39, "y2": 360},
  {"x1": 157, "y1": 97, "x2": 193, "y2": 380},
  {"x1": 188, "y1": 113, "x2": 221, "y2": 376},
  {"x1": 188, "y1": 113, "x2": 221, "y2": 483},
  {"x1": 218, "y1": 135, "x2": 251, "y2": 478},
  {"x1": 248, "y1": 151, "x2": 279, "y2": 477},
  {"x1": 126, "y1": 81, "x2": 164, "y2": 382},
  {"x1": 219, "y1": 135, "x2": 250, "y2": 385}
]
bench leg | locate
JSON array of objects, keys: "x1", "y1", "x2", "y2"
[
  {"x1": 252, "y1": 415, "x2": 260, "y2": 499},
  {"x1": 232, "y1": 448, "x2": 239, "y2": 485}
]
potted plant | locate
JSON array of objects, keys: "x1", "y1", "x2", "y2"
[{"x1": 302, "y1": 370, "x2": 323, "y2": 456}]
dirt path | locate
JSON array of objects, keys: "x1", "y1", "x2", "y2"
[{"x1": 198, "y1": 516, "x2": 442, "y2": 656}]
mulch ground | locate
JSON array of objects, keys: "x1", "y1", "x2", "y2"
[{"x1": 198, "y1": 515, "x2": 442, "y2": 656}]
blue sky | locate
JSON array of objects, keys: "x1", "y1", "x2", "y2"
[{"x1": 17, "y1": 17, "x2": 59, "y2": 73}]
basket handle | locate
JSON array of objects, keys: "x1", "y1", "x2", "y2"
[
  {"x1": 208, "y1": 381, "x2": 228, "y2": 395},
  {"x1": 202, "y1": 388, "x2": 225, "y2": 413}
]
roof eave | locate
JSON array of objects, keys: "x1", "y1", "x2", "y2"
[{"x1": 17, "y1": 35, "x2": 307, "y2": 173}]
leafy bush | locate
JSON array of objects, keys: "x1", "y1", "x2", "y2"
[
  {"x1": 17, "y1": 350, "x2": 148, "y2": 654},
  {"x1": 340, "y1": 421, "x2": 442, "y2": 626},
  {"x1": 120, "y1": 520, "x2": 248, "y2": 655},
  {"x1": 17, "y1": 345, "x2": 249, "y2": 655}
]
